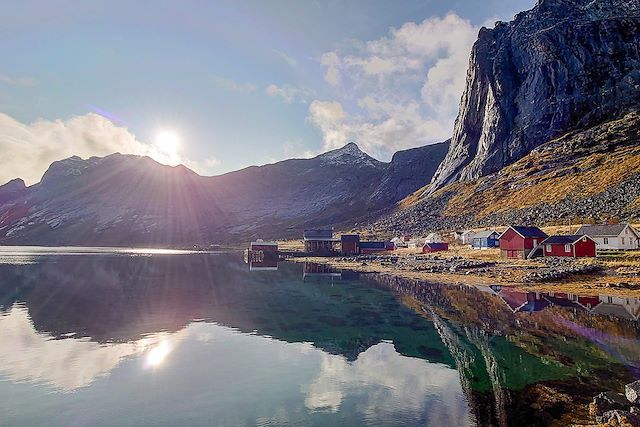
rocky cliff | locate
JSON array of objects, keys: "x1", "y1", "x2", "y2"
[
  {"x1": 430, "y1": 0, "x2": 640, "y2": 191},
  {"x1": 0, "y1": 141, "x2": 448, "y2": 245}
]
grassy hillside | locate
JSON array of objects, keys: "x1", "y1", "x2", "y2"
[{"x1": 377, "y1": 112, "x2": 640, "y2": 234}]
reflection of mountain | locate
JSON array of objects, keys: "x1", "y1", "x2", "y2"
[
  {"x1": 0, "y1": 254, "x2": 451, "y2": 365},
  {"x1": 363, "y1": 274, "x2": 640, "y2": 426}
]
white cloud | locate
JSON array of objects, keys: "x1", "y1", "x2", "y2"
[
  {"x1": 272, "y1": 49, "x2": 297, "y2": 67},
  {"x1": 266, "y1": 84, "x2": 297, "y2": 104},
  {"x1": 0, "y1": 73, "x2": 35, "y2": 87},
  {"x1": 312, "y1": 13, "x2": 478, "y2": 159},
  {"x1": 0, "y1": 112, "x2": 218, "y2": 185},
  {"x1": 320, "y1": 52, "x2": 341, "y2": 86},
  {"x1": 212, "y1": 76, "x2": 257, "y2": 93}
]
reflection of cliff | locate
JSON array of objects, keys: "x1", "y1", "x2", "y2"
[
  {"x1": 364, "y1": 274, "x2": 640, "y2": 426},
  {"x1": 0, "y1": 254, "x2": 451, "y2": 365}
]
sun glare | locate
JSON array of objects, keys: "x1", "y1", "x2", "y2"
[
  {"x1": 145, "y1": 340, "x2": 171, "y2": 368},
  {"x1": 154, "y1": 130, "x2": 180, "y2": 156}
]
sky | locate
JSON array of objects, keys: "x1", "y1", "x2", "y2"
[{"x1": 0, "y1": 0, "x2": 535, "y2": 185}]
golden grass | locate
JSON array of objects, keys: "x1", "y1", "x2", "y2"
[{"x1": 436, "y1": 118, "x2": 640, "y2": 219}]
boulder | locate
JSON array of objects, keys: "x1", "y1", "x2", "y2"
[
  {"x1": 590, "y1": 391, "x2": 630, "y2": 416},
  {"x1": 626, "y1": 381, "x2": 640, "y2": 404},
  {"x1": 597, "y1": 410, "x2": 640, "y2": 427}
]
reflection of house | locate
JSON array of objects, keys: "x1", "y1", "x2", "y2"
[
  {"x1": 499, "y1": 226, "x2": 548, "y2": 259},
  {"x1": 303, "y1": 263, "x2": 342, "y2": 280},
  {"x1": 497, "y1": 289, "x2": 550, "y2": 313},
  {"x1": 340, "y1": 234, "x2": 360, "y2": 255},
  {"x1": 591, "y1": 296, "x2": 640, "y2": 320},
  {"x1": 541, "y1": 235, "x2": 596, "y2": 258},
  {"x1": 576, "y1": 223, "x2": 640, "y2": 250},
  {"x1": 304, "y1": 229, "x2": 339, "y2": 254},
  {"x1": 249, "y1": 258, "x2": 278, "y2": 271},
  {"x1": 471, "y1": 230, "x2": 500, "y2": 249}
]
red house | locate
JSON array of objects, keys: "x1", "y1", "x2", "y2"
[
  {"x1": 540, "y1": 235, "x2": 596, "y2": 258},
  {"x1": 422, "y1": 242, "x2": 449, "y2": 253},
  {"x1": 499, "y1": 226, "x2": 548, "y2": 259}
]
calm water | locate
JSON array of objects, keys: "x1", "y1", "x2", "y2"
[{"x1": 0, "y1": 248, "x2": 638, "y2": 426}]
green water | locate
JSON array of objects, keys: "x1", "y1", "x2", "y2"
[{"x1": 0, "y1": 249, "x2": 638, "y2": 426}]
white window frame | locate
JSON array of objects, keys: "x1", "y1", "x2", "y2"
[
  {"x1": 564, "y1": 244, "x2": 571, "y2": 253},
  {"x1": 545, "y1": 244, "x2": 552, "y2": 252}
]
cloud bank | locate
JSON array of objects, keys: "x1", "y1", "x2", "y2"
[
  {"x1": 0, "y1": 112, "x2": 218, "y2": 186},
  {"x1": 309, "y1": 13, "x2": 479, "y2": 159}
]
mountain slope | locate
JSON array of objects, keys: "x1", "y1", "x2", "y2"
[
  {"x1": 375, "y1": 112, "x2": 640, "y2": 235},
  {"x1": 430, "y1": 0, "x2": 640, "y2": 191},
  {"x1": 0, "y1": 141, "x2": 449, "y2": 245}
]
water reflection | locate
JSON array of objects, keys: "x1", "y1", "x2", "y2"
[{"x1": 0, "y1": 252, "x2": 638, "y2": 426}]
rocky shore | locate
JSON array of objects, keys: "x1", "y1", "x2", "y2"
[
  {"x1": 286, "y1": 251, "x2": 640, "y2": 296},
  {"x1": 585, "y1": 380, "x2": 640, "y2": 426}
]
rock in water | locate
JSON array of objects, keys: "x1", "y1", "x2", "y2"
[
  {"x1": 430, "y1": 0, "x2": 640, "y2": 191},
  {"x1": 627, "y1": 381, "x2": 640, "y2": 404}
]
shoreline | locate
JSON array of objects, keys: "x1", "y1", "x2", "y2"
[{"x1": 284, "y1": 249, "x2": 640, "y2": 297}]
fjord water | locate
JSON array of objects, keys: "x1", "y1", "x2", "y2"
[{"x1": 0, "y1": 249, "x2": 638, "y2": 426}]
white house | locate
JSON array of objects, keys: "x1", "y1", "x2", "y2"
[
  {"x1": 576, "y1": 223, "x2": 639, "y2": 250},
  {"x1": 461, "y1": 230, "x2": 475, "y2": 245},
  {"x1": 426, "y1": 232, "x2": 444, "y2": 243}
]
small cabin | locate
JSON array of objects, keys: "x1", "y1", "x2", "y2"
[
  {"x1": 422, "y1": 242, "x2": 449, "y2": 253},
  {"x1": 303, "y1": 229, "x2": 339, "y2": 254},
  {"x1": 541, "y1": 235, "x2": 596, "y2": 258},
  {"x1": 359, "y1": 241, "x2": 389, "y2": 254},
  {"x1": 499, "y1": 226, "x2": 548, "y2": 259},
  {"x1": 576, "y1": 223, "x2": 639, "y2": 250},
  {"x1": 340, "y1": 234, "x2": 360, "y2": 255},
  {"x1": 471, "y1": 230, "x2": 500, "y2": 249},
  {"x1": 248, "y1": 240, "x2": 278, "y2": 263}
]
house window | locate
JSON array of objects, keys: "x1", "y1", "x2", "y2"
[
  {"x1": 545, "y1": 244, "x2": 551, "y2": 252},
  {"x1": 533, "y1": 239, "x2": 538, "y2": 246},
  {"x1": 565, "y1": 244, "x2": 571, "y2": 253},
  {"x1": 603, "y1": 237, "x2": 609, "y2": 244},
  {"x1": 622, "y1": 237, "x2": 626, "y2": 245}
]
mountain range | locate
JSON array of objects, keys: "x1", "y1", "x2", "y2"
[
  {"x1": 0, "y1": 141, "x2": 448, "y2": 245},
  {"x1": 2, "y1": 0, "x2": 640, "y2": 245}
]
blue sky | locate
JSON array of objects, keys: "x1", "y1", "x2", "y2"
[{"x1": 0, "y1": 0, "x2": 534, "y2": 184}]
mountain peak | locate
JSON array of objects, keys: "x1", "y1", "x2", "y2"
[{"x1": 316, "y1": 142, "x2": 382, "y2": 168}]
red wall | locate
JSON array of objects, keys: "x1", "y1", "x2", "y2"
[
  {"x1": 544, "y1": 243, "x2": 574, "y2": 257},
  {"x1": 543, "y1": 238, "x2": 596, "y2": 257},
  {"x1": 574, "y1": 237, "x2": 596, "y2": 257},
  {"x1": 500, "y1": 229, "x2": 525, "y2": 250}
]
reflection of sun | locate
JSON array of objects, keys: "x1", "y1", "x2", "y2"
[
  {"x1": 146, "y1": 340, "x2": 171, "y2": 368},
  {"x1": 154, "y1": 130, "x2": 180, "y2": 157}
]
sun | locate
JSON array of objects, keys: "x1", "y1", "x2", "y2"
[{"x1": 154, "y1": 130, "x2": 180, "y2": 156}]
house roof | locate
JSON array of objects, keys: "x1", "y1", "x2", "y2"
[
  {"x1": 304, "y1": 229, "x2": 334, "y2": 239},
  {"x1": 576, "y1": 223, "x2": 634, "y2": 237},
  {"x1": 340, "y1": 234, "x2": 360, "y2": 242},
  {"x1": 502, "y1": 226, "x2": 548, "y2": 239},
  {"x1": 541, "y1": 235, "x2": 593, "y2": 245},
  {"x1": 424, "y1": 242, "x2": 448, "y2": 249},
  {"x1": 473, "y1": 230, "x2": 499, "y2": 238}
]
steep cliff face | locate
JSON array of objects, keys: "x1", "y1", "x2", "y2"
[{"x1": 430, "y1": 0, "x2": 640, "y2": 191}]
